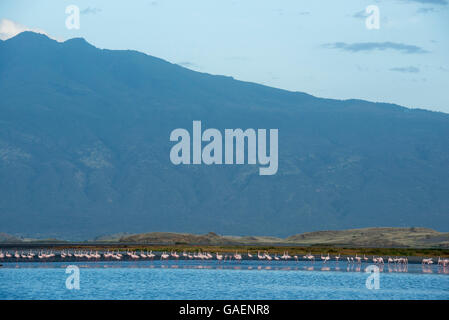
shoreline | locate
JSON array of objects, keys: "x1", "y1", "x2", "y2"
[{"x1": 1, "y1": 243, "x2": 448, "y2": 258}]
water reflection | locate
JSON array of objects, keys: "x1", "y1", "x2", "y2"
[{"x1": 1, "y1": 260, "x2": 448, "y2": 275}]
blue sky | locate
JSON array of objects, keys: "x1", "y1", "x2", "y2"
[{"x1": 1, "y1": 0, "x2": 448, "y2": 112}]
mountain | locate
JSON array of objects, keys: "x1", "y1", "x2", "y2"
[
  {"x1": 0, "y1": 32, "x2": 448, "y2": 240},
  {"x1": 285, "y1": 227, "x2": 449, "y2": 248},
  {"x1": 0, "y1": 232, "x2": 21, "y2": 242},
  {"x1": 117, "y1": 228, "x2": 449, "y2": 248}
]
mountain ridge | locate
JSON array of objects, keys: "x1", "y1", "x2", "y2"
[{"x1": 0, "y1": 32, "x2": 448, "y2": 239}]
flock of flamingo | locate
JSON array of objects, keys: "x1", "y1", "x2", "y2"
[{"x1": 0, "y1": 249, "x2": 448, "y2": 267}]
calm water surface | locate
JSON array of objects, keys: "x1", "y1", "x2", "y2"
[{"x1": 1, "y1": 261, "x2": 448, "y2": 300}]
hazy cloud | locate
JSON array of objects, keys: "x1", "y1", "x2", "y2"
[
  {"x1": 177, "y1": 61, "x2": 198, "y2": 68},
  {"x1": 416, "y1": 7, "x2": 436, "y2": 13},
  {"x1": 0, "y1": 19, "x2": 55, "y2": 41},
  {"x1": 403, "y1": 0, "x2": 447, "y2": 5},
  {"x1": 80, "y1": 7, "x2": 102, "y2": 15},
  {"x1": 353, "y1": 10, "x2": 368, "y2": 19},
  {"x1": 323, "y1": 42, "x2": 429, "y2": 54},
  {"x1": 389, "y1": 66, "x2": 420, "y2": 73}
]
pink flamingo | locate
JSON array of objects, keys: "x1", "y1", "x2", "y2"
[
  {"x1": 234, "y1": 252, "x2": 242, "y2": 262},
  {"x1": 160, "y1": 252, "x2": 169, "y2": 260},
  {"x1": 264, "y1": 252, "x2": 272, "y2": 261}
]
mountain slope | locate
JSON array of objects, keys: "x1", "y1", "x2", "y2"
[
  {"x1": 1, "y1": 32, "x2": 449, "y2": 239},
  {"x1": 117, "y1": 228, "x2": 449, "y2": 248}
]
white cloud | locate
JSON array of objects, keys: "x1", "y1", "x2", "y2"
[{"x1": 0, "y1": 19, "x2": 57, "y2": 41}]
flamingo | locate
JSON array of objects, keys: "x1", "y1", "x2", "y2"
[
  {"x1": 443, "y1": 259, "x2": 449, "y2": 267},
  {"x1": 247, "y1": 251, "x2": 253, "y2": 259},
  {"x1": 304, "y1": 253, "x2": 315, "y2": 261},
  {"x1": 335, "y1": 253, "x2": 340, "y2": 262},
  {"x1": 234, "y1": 252, "x2": 242, "y2": 262},
  {"x1": 27, "y1": 250, "x2": 34, "y2": 259},
  {"x1": 113, "y1": 251, "x2": 122, "y2": 260},
  {"x1": 216, "y1": 253, "x2": 223, "y2": 261},
  {"x1": 257, "y1": 251, "x2": 265, "y2": 260},
  {"x1": 264, "y1": 252, "x2": 272, "y2": 261},
  {"x1": 160, "y1": 252, "x2": 169, "y2": 260}
]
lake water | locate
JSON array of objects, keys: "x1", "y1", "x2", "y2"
[{"x1": 1, "y1": 260, "x2": 448, "y2": 300}]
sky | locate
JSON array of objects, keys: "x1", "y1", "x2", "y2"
[{"x1": 1, "y1": 0, "x2": 448, "y2": 113}]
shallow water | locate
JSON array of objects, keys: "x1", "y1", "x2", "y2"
[{"x1": 1, "y1": 260, "x2": 448, "y2": 299}]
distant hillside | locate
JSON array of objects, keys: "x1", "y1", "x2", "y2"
[
  {"x1": 1, "y1": 32, "x2": 449, "y2": 239},
  {"x1": 118, "y1": 228, "x2": 449, "y2": 248},
  {"x1": 120, "y1": 232, "x2": 241, "y2": 245},
  {"x1": 0, "y1": 232, "x2": 21, "y2": 242},
  {"x1": 285, "y1": 227, "x2": 449, "y2": 248}
]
